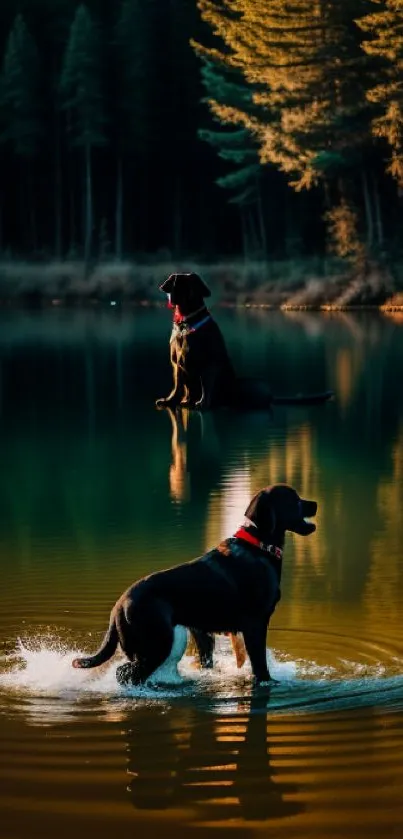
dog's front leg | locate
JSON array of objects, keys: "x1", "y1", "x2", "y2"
[
  {"x1": 179, "y1": 372, "x2": 201, "y2": 408},
  {"x1": 242, "y1": 621, "x2": 271, "y2": 684},
  {"x1": 156, "y1": 351, "x2": 184, "y2": 408}
]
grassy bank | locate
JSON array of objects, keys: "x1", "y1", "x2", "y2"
[{"x1": 0, "y1": 256, "x2": 402, "y2": 310}]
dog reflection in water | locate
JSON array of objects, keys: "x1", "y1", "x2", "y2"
[
  {"x1": 165, "y1": 405, "x2": 222, "y2": 504},
  {"x1": 167, "y1": 406, "x2": 191, "y2": 504},
  {"x1": 124, "y1": 701, "x2": 305, "y2": 823}
]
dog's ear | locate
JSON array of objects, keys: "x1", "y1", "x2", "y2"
[
  {"x1": 244, "y1": 488, "x2": 276, "y2": 533},
  {"x1": 159, "y1": 273, "x2": 177, "y2": 294},
  {"x1": 158, "y1": 272, "x2": 210, "y2": 299},
  {"x1": 188, "y1": 272, "x2": 211, "y2": 298}
]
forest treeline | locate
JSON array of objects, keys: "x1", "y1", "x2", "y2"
[{"x1": 0, "y1": 0, "x2": 402, "y2": 268}]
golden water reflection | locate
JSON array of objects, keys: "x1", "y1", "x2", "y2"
[
  {"x1": 365, "y1": 424, "x2": 403, "y2": 629},
  {"x1": 1, "y1": 310, "x2": 403, "y2": 839},
  {"x1": 162, "y1": 313, "x2": 403, "y2": 645}
]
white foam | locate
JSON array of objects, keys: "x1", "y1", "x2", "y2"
[
  {"x1": 1, "y1": 630, "x2": 402, "y2": 721},
  {"x1": 0, "y1": 627, "x2": 189, "y2": 697},
  {"x1": 0, "y1": 630, "x2": 296, "y2": 698}
]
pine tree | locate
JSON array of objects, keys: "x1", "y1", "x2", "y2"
[
  {"x1": 0, "y1": 13, "x2": 43, "y2": 250},
  {"x1": 195, "y1": 0, "x2": 382, "y2": 257},
  {"x1": 163, "y1": 0, "x2": 208, "y2": 256},
  {"x1": 46, "y1": 0, "x2": 79, "y2": 257},
  {"x1": 113, "y1": 0, "x2": 158, "y2": 258},
  {"x1": 60, "y1": 4, "x2": 106, "y2": 265},
  {"x1": 194, "y1": 0, "x2": 321, "y2": 185},
  {"x1": 199, "y1": 59, "x2": 266, "y2": 256},
  {"x1": 358, "y1": 1, "x2": 403, "y2": 187}
]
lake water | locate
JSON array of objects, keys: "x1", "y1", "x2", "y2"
[{"x1": 1, "y1": 306, "x2": 403, "y2": 838}]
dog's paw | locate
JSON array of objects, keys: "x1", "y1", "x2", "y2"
[{"x1": 156, "y1": 397, "x2": 178, "y2": 409}]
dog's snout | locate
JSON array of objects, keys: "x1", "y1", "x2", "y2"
[{"x1": 300, "y1": 499, "x2": 317, "y2": 518}]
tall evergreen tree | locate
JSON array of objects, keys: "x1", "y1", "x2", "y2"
[
  {"x1": 199, "y1": 59, "x2": 266, "y2": 256},
  {"x1": 0, "y1": 13, "x2": 42, "y2": 250},
  {"x1": 59, "y1": 4, "x2": 106, "y2": 264},
  {"x1": 45, "y1": 0, "x2": 78, "y2": 257},
  {"x1": 195, "y1": 0, "x2": 382, "y2": 257},
  {"x1": 358, "y1": 1, "x2": 403, "y2": 187},
  {"x1": 113, "y1": 0, "x2": 158, "y2": 258},
  {"x1": 163, "y1": 0, "x2": 208, "y2": 256},
  {"x1": 0, "y1": 0, "x2": 400, "y2": 265}
]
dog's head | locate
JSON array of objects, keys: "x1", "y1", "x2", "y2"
[
  {"x1": 159, "y1": 272, "x2": 211, "y2": 313},
  {"x1": 245, "y1": 484, "x2": 317, "y2": 539}
]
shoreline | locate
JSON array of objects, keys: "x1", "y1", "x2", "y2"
[
  {"x1": 1, "y1": 298, "x2": 403, "y2": 313},
  {"x1": 0, "y1": 256, "x2": 402, "y2": 312}
]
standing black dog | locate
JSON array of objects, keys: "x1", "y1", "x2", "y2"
[
  {"x1": 156, "y1": 272, "x2": 333, "y2": 411},
  {"x1": 72, "y1": 485, "x2": 317, "y2": 686}
]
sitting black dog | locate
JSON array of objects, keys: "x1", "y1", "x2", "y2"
[
  {"x1": 156, "y1": 272, "x2": 333, "y2": 411},
  {"x1": 72, "y1": 484, "x2": 317, "y2": 686}
]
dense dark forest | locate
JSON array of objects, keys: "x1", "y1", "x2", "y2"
[{"x1": 0, "y1": 0, "x2": 402, "y2": 267}]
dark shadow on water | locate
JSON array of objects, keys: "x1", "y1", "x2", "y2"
[{"x1": 124, "y1": 695, "x2": 305, "y2": 823}]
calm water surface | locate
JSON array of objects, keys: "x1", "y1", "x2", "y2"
[{"x1": 1, "y1": 307, "x2": 403, "y2": 838}]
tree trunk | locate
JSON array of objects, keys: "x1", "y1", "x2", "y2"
[
  {"x1": 255, "y1": 178, "x2": 267, "y2": 258},
  {"x1": 29, "y1": 166, "x2": 38, "y2": 253},
  {"x1": 22, "y1": 162, "x2": 37, "y2": 254},
  {"x1": 66, "y1": 112, "x2": 76, "y2": 255},
  {"x1": 18, "y1": 168, "x2": 26, "y2": 253},
  {"x1": 54, "y1": 114, "x2": 62, "y2": 258},
  {"x1": 115, "y1": 154, "x2": 123, "y2": 260},
  {"x1": 84, "y1": 141, "x2": 93, "y2": 268},
  {"x1": 68, "y1": 168, "x2": 76, "y2": 256},
  {"x1": 172, "y1": 177, "x2": 182, "y2": 257},
  {"x1": 240, "y1": 207, "x2": 248, "y2": 263},
  {"x1": 246, "y1": 208, "x2": 260, "y2": 258},
  {"x1": 284, "y1": 191, "x2": 300, "y2": 258},
  {"x1": 372, "y1": 174, "x2": 384, "y2": 248},
  {"x1": 361, "y1": 170, "x2": 374, "y2": 250}
]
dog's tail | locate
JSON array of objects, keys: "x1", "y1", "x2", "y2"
[
  {"x1": 272, "y1": 390, "x2": 334, "y2": 406},
  {"x1": 237, "y1": 378, "x2": 333, "y2": 409},
  {"x1": 72, "y1": 615, "x2": 119, "y2": 669}
]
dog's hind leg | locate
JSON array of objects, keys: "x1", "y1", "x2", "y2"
[
  {"x1": 116, "y1": 600, "x2": 175, "y2": 686},
  {"x1": 189, "y1": 629, "x2": 215, "y2": 668},
  {"x1": 116, "y1": 636, "x2": 175, "y2": 686}
]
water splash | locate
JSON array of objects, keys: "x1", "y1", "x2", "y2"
[
  {"x1": 0, "y1": 629, "x2": 307, "y2": 705},
  {"x1": 1, "y1": 628, "x2": 402, "y2": 720},
  {"x1": 0, "y1": 627, "x2": 190, "y2": 698}
]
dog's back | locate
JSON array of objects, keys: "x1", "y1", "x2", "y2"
[{"x1": 117, "y1": 540, "x2": 280, "y2": 634}]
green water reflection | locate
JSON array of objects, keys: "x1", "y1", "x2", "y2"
[{"x1": 0, "y1": 308, "x2": 403, "y2": 663}]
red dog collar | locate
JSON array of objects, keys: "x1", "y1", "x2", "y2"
[
  {"x1": 169, "y1": 304, "x2": 207, "y2": 324},
  {"x1": 234, "y1": 527, "x2": 283, "y2": 560}
]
